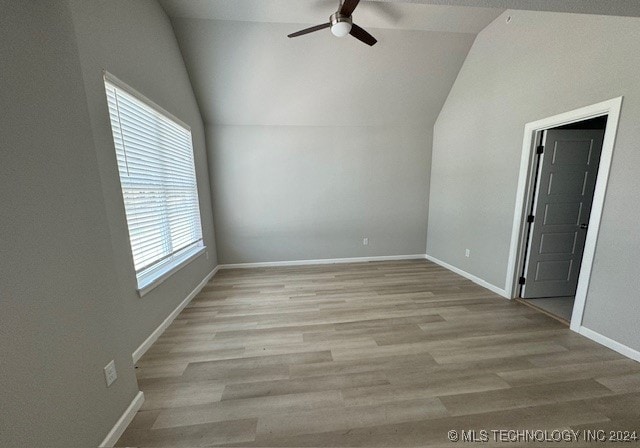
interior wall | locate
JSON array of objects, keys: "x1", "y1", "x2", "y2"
[
  {"x1": 0, "y1": 2, "x2": 139, "y2": 446},
  {"x1": 208, "y1": 125, "x2": 432, "y2": 263},
  {"x1": 428, "y1": 10, "x2": 640, "y2": 352},
  {"x1": 68, "y1": 0, "x2": 218, "y2": 354},
  {"x1": 1, "y1": 1, "x2": 219, "y2": 445},
  {"x1": 171, "y1": 19, "x2": 475, "y2": 263}
]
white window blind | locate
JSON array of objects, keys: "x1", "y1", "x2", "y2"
[{"x1": 104, "y1": 75, "x2": 204, "y2": 292}]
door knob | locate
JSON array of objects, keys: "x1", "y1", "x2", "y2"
[{"x1": 580, "y1": 223, "x2": 588, "y2": 230}]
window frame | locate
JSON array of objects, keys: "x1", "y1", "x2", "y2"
[{"x1": 103, "y1": 72, "x2": 206, "y2": 297}]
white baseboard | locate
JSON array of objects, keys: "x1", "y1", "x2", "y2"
[
  {"x1": 425, "y1": 254, "x2": 509, "y2": 298},
  {"x1": 99, "y1": 391, "x2": 144, "y2": 448},
  {"x1": 132, "y1": 266, "x2": 219, "y2": 363},
  {"x1": 578, "y1": 326, "x2": 640, "y2": 363},
  {"x1": 220, "y1": 254, "x2": 428, "y2": 269},
  {"x1": 219, "y1": 254, "x2": 509, "y2": 299},
  {"x1": 219, "y1": 254, "x2": 427, "y2": 269}
]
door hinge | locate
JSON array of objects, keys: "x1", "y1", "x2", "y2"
[
  {"x1": 527, "y1": 215, "x2": 535, "y2": 223},
  {"x1": 536, "y1": 145, "x2": 544, "y2": 155},
  {"x1": 519, "y1": 276, "x2": 526, "y2": 285}
]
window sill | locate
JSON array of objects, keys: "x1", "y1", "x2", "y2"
[{"x1": 137, "y1": 246, "x2": 206, "y2": 297}]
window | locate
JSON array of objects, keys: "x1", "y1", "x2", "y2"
[{"x1": 104, "y1": 74, "x2": 204, "y2": 295}]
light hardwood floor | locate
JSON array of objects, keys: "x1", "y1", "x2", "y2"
[{"x1": 117, "y1": 260, "x2": 640, "y2": 447}]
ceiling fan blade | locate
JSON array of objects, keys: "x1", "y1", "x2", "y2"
[
  {"x1": 340, "y1": 0, "x2": 360, "y2": 17},
  {"x1": 350, "y1": 23, "x2": 377, "y2": 46},
  {"x1": 288, "y1": 22, "x2": 331, "y2": 38}
]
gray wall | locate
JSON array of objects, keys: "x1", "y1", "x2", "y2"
[
  {"x1": 171, "y1": 19, "x2": 476, "y2": 263},
  {"x1": 68, "y1": 0, "x2": 217, "y2": 353},
  {"x1": 0, "y1": 2, "x2": 138, "y2": 446},
  {"x1": 428, "y1": 10, "x2": 640, "y2": 351},
  {"x1": 208, "y1": 125, "x2": 431, "y2": 263},
  {"x1": 1, "y1": 1, "x2": 217, "y2": 445}
]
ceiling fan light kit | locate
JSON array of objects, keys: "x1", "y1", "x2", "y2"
[
  {"x1": 330, "y1": 13, "x2": 352, "y2": 37},
  {"x1": 288, "y1": 0, "x2": 377, "y2": 46}
]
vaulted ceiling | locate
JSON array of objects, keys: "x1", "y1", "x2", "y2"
[
  {"x1": 161, "y1": 1, "x2": 503, "y2": 127},
  {"x1": 160, "y1": 0, "x2": 503, "y2": 33},
  {"x1": 161, "y1": 1, "x2": 639, "y2": 127},
  {"x1": 368, "y1": 0, "x2": 640, "y2": 17}
]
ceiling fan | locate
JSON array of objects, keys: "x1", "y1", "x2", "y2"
[{"x1": 288, "y1": 0, "x2": 378, "y2": 46}]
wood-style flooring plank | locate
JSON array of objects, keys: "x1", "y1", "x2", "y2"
[{"x1": 116, "y1": 260, "x2": 640, "y2": 447}]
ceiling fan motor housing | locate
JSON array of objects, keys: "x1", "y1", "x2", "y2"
[{"x1": 330, "y1": 12, "x2": 353, "y2": 37}]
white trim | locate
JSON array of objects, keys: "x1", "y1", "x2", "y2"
[
  {"x1": 578, "y1": 326, "x2": 640, "y2": 363},
  {"x1": 132, "y1": 266, "x2": 219, "y2": 363},
  {"x1": 219, "y1": 254, "x2": 427, "y2": 269},
  {"x1": 504, "y1": 97, "x2": 623, "y2": 333},
  {"x1": 220, "y1": 254, "x2": 509, "y2": 299},
  {"x1": 570, "y1": 99, "x2": 623, "y2": 331},
  {"x1": 103, "y1": 71, "x2": 191, "y2": 131},
  {"x1": 425, "y1": 254, "x2": 509, "y2": 298},
  {"x1": 99, "y1": 391, "x2": 145, "y2": 448},
  {"x1": 137, "y1": 246, "x2": 206, "y2": 297}
]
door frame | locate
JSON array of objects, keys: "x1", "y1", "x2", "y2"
[{"x1": 505, "y1": 97, "x2": 623, "y2": 331}]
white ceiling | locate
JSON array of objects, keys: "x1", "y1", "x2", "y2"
[
  {"x1": 160, "y1": 1, "x2": 640, "y2": 127},
  {"x1": 169, "y1": 18, "x2": 478, "y2": 126},
  {"x1": 160, "y1": 0, "x2": 504, "y2": 34},
  {"x1": 162, "y1": 1, "x2": 504, "y2": 127},
  {"x1": 370, "y1": 0, "x2": 640, "y2": 17}
]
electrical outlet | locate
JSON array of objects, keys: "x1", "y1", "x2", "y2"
[
  {"x1": 465, "y1": 249, "x2": 471, "y2": 258},
  {"x1": 205, "y1": 251, "x2": 209, "y2": 260},
  {"x1": 104, "y1": 360, "x2": 117, "y2": 387},
  {"x1": 363, "y1": 237, "x2": 369, "y2": 246}
]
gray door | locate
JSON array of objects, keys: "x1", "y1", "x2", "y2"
[{"x1": 521, "y1": 129, "x2": 604, "y2": 298}]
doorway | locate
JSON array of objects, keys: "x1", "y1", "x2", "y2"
[
  {"x1": 518, "y1": 117, "x2": 607, "y2": 322},
  {"x1": 505, "y1": 98, "x2": 623, "y2": 331}
]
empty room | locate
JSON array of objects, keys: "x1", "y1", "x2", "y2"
[{"x1": 3, "y1": 0, "x2": 640, "y2": 446}]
